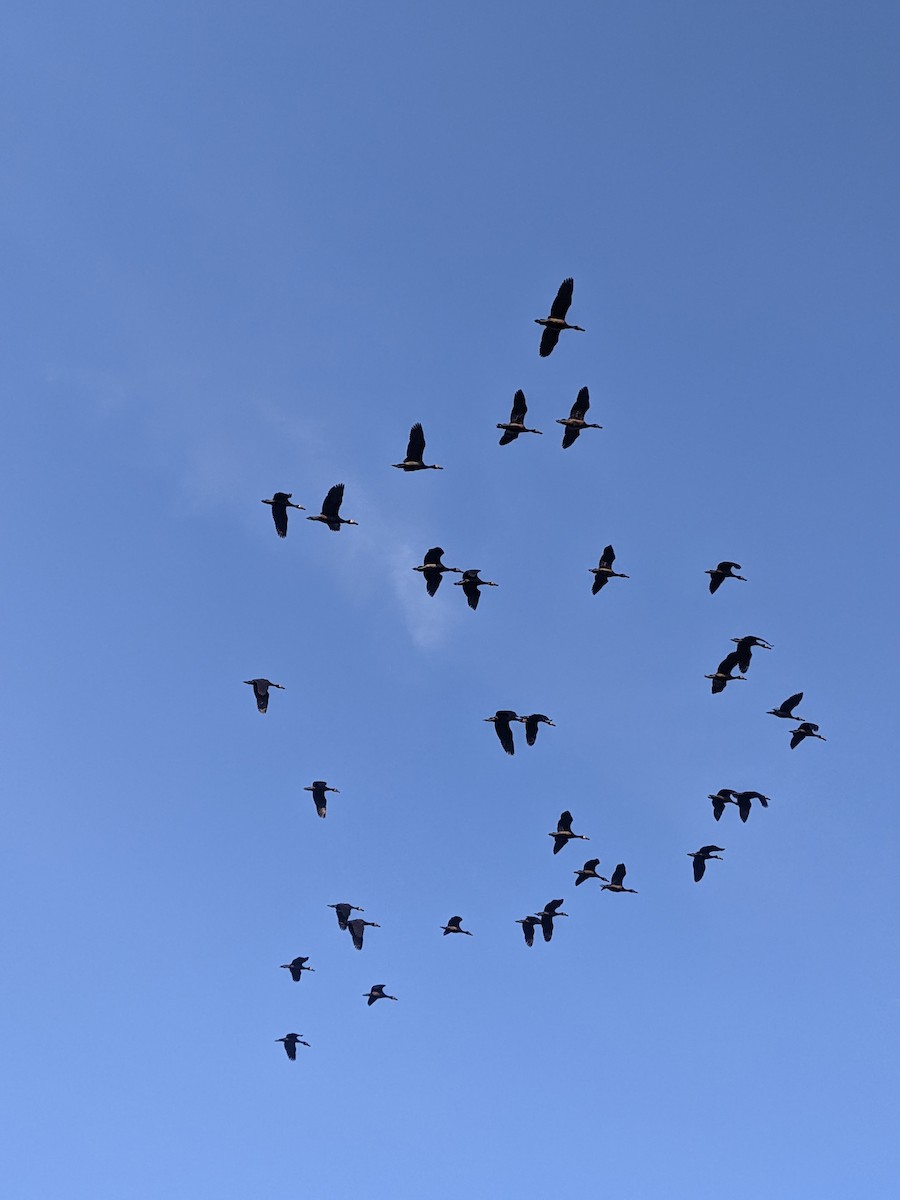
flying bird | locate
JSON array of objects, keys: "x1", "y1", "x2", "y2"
[
  {"x1": 243, "y1": 678, "x2": 285, "y2": 713},
  {"x1": 706, "y1": 650, "x2": 746, "y2": 694},
  {"x1": 454, "y1": 569, "x2": 498, "y2": 610},
  {"x1": 790, "y1": 722, "x2": 826, "y2": 749},
  {"x1": 393, "y1": 423, "x2": 442, "y2": 471},
  {"x1": 304, "y1": 780, "x2": 339, "y2": 818},
  {"x1": 535, "y1": 898, "x2": 568, "y2": 942},
  {"x1": 262, "y1": 492, "x2": 304, "y2": 538},
  {"x1": 523, "y1": 713, "x2": 555, "y2": 746},
  {"x1": 768, "y1": 692, "x2": 806, "y2": 721},
  {"x1": 484, "y1": 710, "x2": 524, "y2": 756},
  {"x1": 276, "y1": 1033, "x2": 309, "y2": 1060},
  {"x1": 328, "y1": 902, "x2": 364, "y2": 930},
  {"x1": 557, "y1": 386, "x2": 602, "y2": 448},
  {"x1": 550, "y1": 810, "x2": 589, "y2": 854},
  {"x1": 574, "y1": 858, "x2": 608, "y2": 886},
  {"x1": 731, "y1": 636, "x2": 773, "y2": 673},
  {"x1": 515, "y1": 915, "x2": 542, "y2": 947},
  {"x1": 601, "y1": 864, "x2": 638, "y2": 894},
  {"x1": 280, "y1": 956, "x2": 315, "y2": 982},
  {"x1": 307, "y1": 483, "x2": 358, "y2": 531},
  {"x1": 710, "y1": 789, "x2": 770, "y2": 823},
  {"x1": 414, "y1": 547, "x2": 462, "y2": 596},
  {"x1": 364, "y1": 984, "x2": 398, "y2": 1006},
  {"x1": 535, "y1": 278, "x2": 585, "y2": 357},
  {"x1": 689, "y1": 845, "x2": 725, "y2": 882},
  {"x1": 441, "y1": 915, "x2": 473, "y2": 936},
  {"x1": 706, "y1": 561, "x2": 746, "y2": 594},
  {"x1": 590, "y1": 545, "x2": 629, "y2": 594},
  {"x1": 497, "y1": 389, "x2": 542, "y2": 444},
  {"x1": 347, "y1": 917, "x2": 381, "y2": 950}
]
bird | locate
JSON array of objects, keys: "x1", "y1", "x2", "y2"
[
  {"x1": 535, "y1": 278, "x2": 585, "y2": 357},
  {"x1": 522, "y1": 713, "x2": 555, "y2": 746},
  {"x1": 535, "y1": 898, "x2": 568, "y2": 942},
  {"x1": 574, "y1": 858, "x2": 608, "y2": 886},
  {"x1": 262, "y1": 492, "x2": 304, "y2": 538},
  {"x1": 551, "y1": 811, "x2": 589, "y2": 855},
  {"x1": 590, "y1": 545, "x2": 629, "y2": 594},
  {"x1": 454, "y1": 569, "x2": 498, "y2": 611},
  {"x1": 393, "y1": 422, "x2": 442, "y2": 471},
  {"x1": 484, "y1": 710, "x2": 524, "y2": 756},
  {"x1": 706, "y1": 650, "x2": 746, "y2": 694},
  {"x1": 497, "y1": 389, "x2": 542, "y2": 444},
  {"x1": 280, "y1": 956, "x2": 315, "y2": 982},
  {"x1": 364, "y1": 984, "x2": 398, "y2": 1005},
  {"x1": 347, "y1": 917, "x2": 381, "y2": 950},
  {"x1": 688, "y1": 845, "x2": 725, "y2": 882},
  {"x1": 706, "y1": 561, "x2": 746, "y2": 593},
  {"x1": 306, "y1": 483, "x2": 358, "y2": 531},
  {"x1": 276, "y1": 1033, "x2": 309, "y2": 1060},
  {"x1": 515, "y1": 915, "x2": 542, "y2": 947},
  {"x1": 731, "y1": 636, "x2": 773, "y2": 673},
  {"x1": 304, "y1": 780, "x2": 339, "y2": 818},
  {"x1": 556, "y1": 386, "x2": 602, "y2": 448},
  {"x1": 328, "y1": 902, "x2": 364, "y2": 930},
  {"x1": 601, "y1": 864, "x2": 637, "y2": 893},
  {"x1": 709, "y1": 789, "x2": 770, "y2": 823},
  {"x1": 768, "y1": 692, "x2": 806, "y2": 721},
  {"x1": 790, "y1": 722, "x2": 826, "y2": 749},
  {"x1": 414, "y1": 547, "x2": 462, "y2": 596},
  {"x1": 243, "y1": 678, "x2": 285, "y2": 713},
  {"x1": 442, "y1": 915, "x2": 473, "y2": 936}
]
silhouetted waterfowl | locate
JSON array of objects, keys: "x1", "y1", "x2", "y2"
[
  {"x1": 536, "y1": 278, "x2": 584, "y2": 357},
  {"x1": 414, "y1": 547, "x2": 462, "y2": 596},
  {"x1": 484, "y1": 710, "x2": 524, "y2": 756},
  {"x1": 551, "y1": 811, "x2": 588, "y2": 855},
  {"x1": 516, "y1": 915, "x2": 542, "y2": 947},
  {"x1": 328, "y1": 902, "x2": 364, "y2": 930},
  {"x1": 262, "y1": 492, "x2": 304, "y2": 538},
  {"x1": 347, "y1": 917, "x2": 381, "y2": 950},
  {"x1": 535, "y1": 898, "x2": 568, "y2": 941},
  {"x1": 307, "y1": 483, "x2": 358, "y2": 531},
  {"x1": 305, "y1": 780, "x2": 339, "y2": 819},
  {"x1": 574, "y1": 858, "x2": 608, "y2": 886},
  {"x1": 454, "y1": 569, "x2": 498, "y2": 610},
  {"x1": 768, "y1": 692, "x2": 806, "y2": 721},
  {"x1": 706, "y1": 650, "x2": 746, "y2": 694},
  {"x1": 243, "y1": 678, "x2": 285, "y2": 713},
  {"x1": 557, "y1": 386, "x2": 602, "y2": 448},
  {"x1": 590, "y1": 545, "x2": 629, "y2": 594},
  {"x1": 364, "y1": 984, "x2": 398, "y2": 1005},
  {"x1": 710, "y1": 789, "x2": 770, "y2": 822},
  {"x1": 706, "y1": 561, "x2": 746, "y2": 594},
  {"x1": 790, "y1": 722, "x2": 826, "y2": 749},
  {"x1": 276, "y1": 1032, "x2": 309, "y2": 1060},
  {"x1": 280, "y1": 956, "x2": 315, "y2": 982},
  {"x1": 689, "y1": 845, "x2": 725, "y2": 882},
  {"x1": 709, "y1": 789, "x2": 735, "y2": 821},
  {"x1": 498, "y1": 389, "x2": 542, "y2": 444},
  {"x1": 442, "y1": 916, "x2": 472, "y2": 936},
  {"x1": 601, "y1": 864, "x2": 637, "y2": 893},
  {"x1": 393, "y1": 423, "x2": 442, "y2": 471},
  {"x1": 523, "y1": 713, "x2": 555, "y2": 746},
  {"x1": 731, "y1": 636, "x2": 773, "y2": 673}
]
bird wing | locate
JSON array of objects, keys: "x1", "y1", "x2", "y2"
[
  {"x1": 284, "y1": 1038, "x2": 297, "y2": 1060},
  {"x1": 790, "y1": 729, "x2": 804, "y2": 749},
  {"x1": 737, "y1": 797, "x2": 751, "y2": 822},
  {"x1": 539, "y1": 326, "x2": 561, "y2": 357},
  {"x1": 271, "y1": 503, "x2": 288, "y2": 538},
  {"x1": 348, "y1": 920, "x2": 365, "y2": 950},
  {"x1": 423, "y1": 567, "x2": 443, "y2": 597},
  {"x1": 549, "y1": 277, "x2": 574, "y2": 320},
  {"x1": 735, "y1": 642, "x2": 752, "y2": 673},
  {"x1": 494, "y1": 718, "x2": 515, "y2": 756},
  {"x1": 289, "y1": 963, "x2": 303, "y2": 981},
  {"x1": 692, "y1": 857, "x2": 706, "y2": 882},
  {"x1": 540, "y1": 913, "x2": 555, "y2": 941},
  {"x1": 583, "y1": 858, "x2": 600, "y2": 872},
  {"x1": 599, "y1": 545, "x2": 615, "y2": 570},
  {"x1": 708, "y1": 571, "x2": 723, "y2": 594},
  {"x1": 321, "y1": 483, "x2": 344, "y2": 519},
  {"x1": 498, "y1": 427, "x2": 519, "y2": 445},
  {"x1": 570, "y1": 387, "x2": 590, "y2": 420},
  {"x1": 557, "y1": 810, "x2": 574, "y2": 834},
  {"x1": 591, "y1": 573, "x2": 607, "y2": 594},
  {"x1": 510, "y1": 390, "x2": 528, "y2": 423},
  {"x1": 448, "y1": 916, "x2": 463, "y2": 928},
  {"x1": 784, "y1": 692, "x2": 803, "y2": 714},
  {"x1": 710, "y1": 675, "x2": 726, "y2": 694},
  {"x1": 610, "y1": 864, "x2": 626, "y2": 888},
  {"x1": 718, "y1": 561, "x2": 741, "y2": 572},
  {"x1": 524, "y1": 715, "x2": 539, "y2": 745},
  {"x1": 712, "y1": 797, "x2": 725, "y2": 820},
  {"x1": 423, "y1": 547, "x2": 445, "y2": 566},
  {"x1": 253, "y1": 681, "x2": 269, "y2": 712},
  {"x1": 333, "y1": 903, "x2": 351, "y2": 929},
  {"x1": 545, "y1": 898, "x2": 565, "y2": 915},
  {"x1": 717, "y1": 650, "x2": 741, "y2": 675},
  {"x1": 521, "y1": 920, "x2": 535, "y2": 947},
  {"x1": 561, "y1": 424, "x2": 581, "y2": 448},
  {"x1": 406, "y1": 423, "x2": 426, "y2": 461},
  {"x1": 552, "y1": 835, "x2": 568, "y2": 855},
  {"x1": 461, "y1": 578, "x2": 480, "y2": 609}
]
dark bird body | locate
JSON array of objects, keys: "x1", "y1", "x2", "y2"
[
  {"x1": 280, "y1": 956, "x2": 315, "y2": 982},
  {"x1": 706, "y1": 650, "x2": 746, "y2": 694},
  {"x1": 262, "y1": 492, "x2": 304, "y2": 537},
  {"x1": 523, "y1": 713, "x2": 555, "y2": 745},
  {"x1": 347, "y1": 917, "x2": 381, "y2": 950},
  {"x1": 536, "y1": 278, "x2": 585, "y2": 357},
  {"x1": 305, "y1": 780, "x2": 339, "y2": 818},
  {"x1": 485, "y1": 710, "x2": 524, "y2": 756},
  {"x1": 516, "y1": 915, "x2": 541, "y2": 946},
  {"x1": 689, "y1": 845, "x2": 725, "y2": 882},
  {"x1": 590, "y1": 545, "x2": 629, "y2": 594},
  {"x1": 768, "y1": 692, "x2": 806, "y2": 721},
  {"x1": 414, "y1": 547, "x2": 462, "y2": 596},
  {"x1": 276, "y1": 1032, "x2": 309, "y2": 1060},
  {"x1": 328, "y1": 902, "x2": 364, "y2": 930},
  {"x1": 393, "y1": 423, "x2": 442, "y2": 471},
  {"x1": 550, "y1": 810, "x2": 589, "y2": 855},
  {"x1": 307, "y1": 483, "x2": 358, "y2": 531},
  {"x1": 243, "y1": 678, "x2": 285, "y2": 713},
  {"x1": 731, "y1": 636, "x2": 773, "y2": 673},
  {"x1": 442, "y1": 915, "x2": 473, "y2": 936},
  {"x1": 364, "y1": 984, "x2": 398, "y2": 1005},
  {"x1": 574, "y1": 858, "x2": 608, "y2": 886},
  {"x1": 790, "y1": 722, "x2": 826, "y2": 749},
  {"x1": 498, "y1": 389, "x2": 542, "y2": 444},
  {"x1": 454, "y1": 569, "x2": 498, "y2": 610},
  {"x1": 601, "y1": 864, "x2": 637, "y2": 893},
  {"x1": 557, "y1": 386, "x2": 601, "y2": 448},
  {"x1": 535, "y1": 898, "x2": 568, "y2": 942},
  {"x1": 706, "y1": 561, "x2": 746, "y2": 594},
  {"x1": 709, "y1": 789, "x2": 770, "y2": 823}
]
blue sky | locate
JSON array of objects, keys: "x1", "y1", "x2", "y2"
[{"x1": 2, "y1": 3, "x2": 899, "y2": 1196}]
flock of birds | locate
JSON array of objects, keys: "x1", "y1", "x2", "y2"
[{"x1": 247, "y1": 279, "x2": 827, "y2": 1061}]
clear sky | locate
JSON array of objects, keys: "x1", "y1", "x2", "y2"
[{"x1": 2, "y1": 3, "x2": 899, "y2": 1197}]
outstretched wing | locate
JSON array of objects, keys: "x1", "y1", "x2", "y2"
[
  {"x1": 599, "y1": 545, "x2": 615, "y2": 570},
  {"x1": 510, "y1": 390, "x2": 528, "y2": 423},
  {"x1": 610, "y1": 864, "x2": 626, "y2": 888},
  {"x1": 406, "y1": 423, "x2": 426, "y2": 462},
  {"x1": 561, "y1": 424, "x2": 581, "y2": 449},
  {"x1": 321, "y1": 483, "x2": 344, "y2": 520},
  {"x1": 692, "y1": 856, "x2": 706, "y2": 882},
  {"x1": 498, "y1": 427, "x2": 519, "y2": 445},
  {"x1": 708, "y1": 571, "x2": 724, "y2": 594},
  {"x1": 539, "y1": 325, "x2": 561, "y2": 357},
  {"x1": 735, "y1": 641, "x2": 753, "y2": 673},
  {"x1": 271, "y1": 502, "x2": 288, "y2": 538},
  {"x1": 348, "y1": 920, "x2": 365, "y2": 950},
  {"x1": 557, "y1": 810, "x2": 574, "y2": 834},
  {"x1": 549, "y1": 277, "x2": 574, "y2": 320},
  {"x1": 462, "y1": 578, "x2": 480, "y2": 609},
  {"x1": 423, "y1": 567, "x2": 443, "y2": 597},
  {"x1": 717, "y1": 650, "x2": 741, "y2": 676},
  {"x1": 494, "y1": 718, "x2": 515, "y2": 756},
  {"x1": 569, "y1": 387, "x2": 590, "y2": 420},
  {"x1": 253, "y1": 681, "x2": 269, "y2": 712},
  {"x1": 591, "y1": 573, "x2": 607, "y2": 594},
  {"x1": 783, "y1": 692, "x2": 803, "y2": 714}
]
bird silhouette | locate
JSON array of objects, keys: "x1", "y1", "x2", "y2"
[
  {"x1": 709, "y1": 789, "x2": 770, "y2": 823},
  {"x1": 590, "y1": 545, "x2": 629, "y2": 594},
  {"x1": 689, "y1": 846, "x2": 725, "y2": 882},
  {"x1": 304, "y1": 780, "x2": 339, "y2": 819},
  {"x1": 535, "y1": 898, "x2": 568, "y2": 941},
  {"x1": 393, "y1": 423, "x2": 442, "y2": 471},
  {"x1": 731, "y1": 636, "x2": 773, "y2": 673},
  {"x1": 243, "y1": 678, "x2": 284, "y2": 713},
  {"x1": 523, "y1": 713, "x2": 555, "y2": 746},
  {"x1": 364, "y1": 984, "x2": 398, "y2": 1005},
  {"x1": 276, "y1": 1033, "x2": 309, "y2": 1060},
  {"x1": 790, "y1": 722, "x2": 826, "y2": 749},
  {"x1": 768, "y1": 692, "x2": 806, "y2": 721},
  {"x1": 515, "y1": 915, "x2": 542, "y2": 947},
  {"x1": 550, "y1": 810, "x2": 589, "y2": 855},
  {"x1": 454, "y1": 569, "x2": 498, "y2": 611},
  {"x1": 262, "y1": 492, "x2": 304, "y2": 537},
  {"x1": 497, "y1": 389, "x2": 542, "y2": 444},
  {"x1": 414, "y1": 547, "x2": 462, "y2": 596},
  {"x1": 280, "y1": 956, "x2": 315, "y2": 982},
  {"x1": 347, "y1": 917, "x2": 381, "y2": 950},
  {"x1": 574, "y1": 858, "x2": 609, "y2": 886},
  {"x1": 601, "y1": 864, "x2": 638, "y2": 894},
  {"x1": 484, "y1": 710, "x2": 524, "y2": 756},
  {"x1": 442, "y1": 915, "x2": 473, "y2": 936},
  {"x1": 536, "y1": 278, "x2": 585, "y2": 357},
  {"x1": 557, "y1": 386, "x2": 602, "y2": 448},
  {"x1": 307, "y1": 483, "x2": 358, "y2": 531},
  {"x1": 706, "y1": 650, "x2": 746, "y2": 694},
  {"x1": 328, "y1": 902, "x2": 364, "y2": 930},
  {"x1": 706, "y1": 561, "x2": 746, "y2": 593}
]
